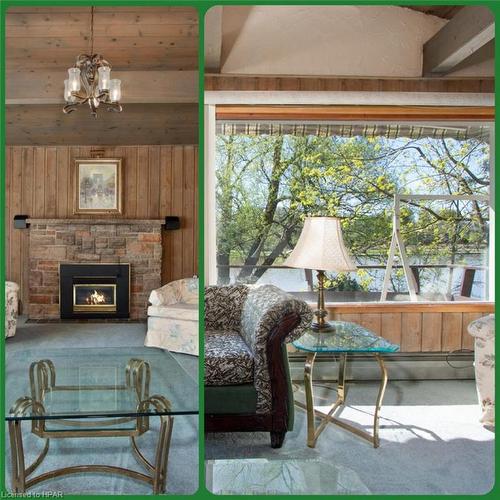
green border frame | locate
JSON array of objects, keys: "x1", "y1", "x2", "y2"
[{"x1": 0, "y1": 0, "x2": 497, "y2": 498}]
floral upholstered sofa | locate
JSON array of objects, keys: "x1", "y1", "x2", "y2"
[
  {"x1": 145, "y1": 277, "x2": 199, "y2": 355},
  {"x1": 468, "y1": 314, "x2": 495, "y2": 427},
  {"x1": 5, "y1": 281, "x2": 19, "y2": 339},
  {"x1": 204, "y1": 284, "x2": 312, "y2": 448}
]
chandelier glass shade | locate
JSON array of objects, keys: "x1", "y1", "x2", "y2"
[{"x1": 63, "y1": 7, "x2": 122, "y2": 117}]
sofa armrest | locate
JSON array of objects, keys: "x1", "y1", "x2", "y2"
[
  {"x1": 149, "y1": 277, "x2": 200, "y2": 306},
  {"x1": 240, "y1": 285, "x2": 312, "y2": 352},
  {"x1": 149, "y1": 282, "x2": 180, "y2": 306},
  {"x1": 468, "y1": 314, "x2": 495, "y2": 341},
  {"x1": 240, "y1": 285, "x2": 312, "y2": 414},
  {"x1": 178, "y1": 277, "x2": 199, "y2": 304},
  {"x1": 266, "y1": 311, "x2": 301, "y2": 431}
]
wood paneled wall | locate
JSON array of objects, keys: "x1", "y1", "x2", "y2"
[
  {"x1": 288, "y1": 302, "x2": 493, "y2": 354},
  {"x1": 331, "y1": 311, "x2": 485, "y2": 352},
  {"x1": 5, "y1": 145, "x2": 198, "y2": 308},
  {"x1": 331, "y1": 303, "x2": 493, "y2": 353}
]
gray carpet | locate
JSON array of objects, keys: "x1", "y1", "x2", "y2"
[
  {"x1": 206, "y1": 379, "x2": 495, "y2": 495},
  {"x1": 5, "y1": 318, "x2": 199, "y2": 495}
]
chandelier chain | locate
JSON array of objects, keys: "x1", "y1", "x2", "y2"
[{"x1": 90, "y1": 6, "x2": 94, "y2": 55}]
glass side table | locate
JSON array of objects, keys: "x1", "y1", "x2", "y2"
[{"x1": 292, "y1": 321, "x2": 399, "y2": 449}]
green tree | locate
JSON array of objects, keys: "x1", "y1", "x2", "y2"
[{"x1": 215, "y1": 133, "x2": 490, "y2": 294}]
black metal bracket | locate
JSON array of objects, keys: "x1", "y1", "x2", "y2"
[
  {"x1": 13, "y1": 215, "x2": 30, "y2": 229},
  {"x1": 164, "y1": 216, "x2": 180, "y2": 230}
]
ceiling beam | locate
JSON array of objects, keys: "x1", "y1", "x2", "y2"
[
  {"x1": 6, "y1": 70, "x2": 198, "y2": 105},
  {"x1": 6, "y1": 103, "x2": 198, "y2": 145},
  {"x1": 423, "y1": 5, "x2": 495, "y2": 76},
  {"x1": 204, "y1": 6, "x2": 223, "y2": 72},
  {"x1": 205, "y1": 74, "x2": 494, "y2": 93}
]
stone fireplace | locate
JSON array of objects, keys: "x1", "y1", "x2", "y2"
[{"x1": 28, "y1": 219, "x2": 163, "y2": 320}]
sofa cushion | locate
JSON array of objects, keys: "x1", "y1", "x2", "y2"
[
  {"x1": 147, "y1": 303, "x2": 198, "y2": 321},
  {"x1": 205, "y1": 330, "x2": 254, "y2": 386},
  {"x1": 205, "y1": 384, "x2": 257, "y2": 414},
  {"x1": 146, "y1": 316, "x2": 198, "y2": 355},
  {"x1": 205, "y1": 285, "x2": 249, "y2": 332}
]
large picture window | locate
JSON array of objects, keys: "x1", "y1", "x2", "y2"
[{"x1": 214, "y1": 120, "x2": 492, "y2": 302}]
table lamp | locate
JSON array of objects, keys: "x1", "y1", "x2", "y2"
[{"x1": 284, "y1": 217, "x2": 357, "y2": 332}]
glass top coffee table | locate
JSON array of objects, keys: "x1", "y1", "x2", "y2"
[
  {"x1": 293, "y1": 322, "x2": 399, "y2": 449},
  {"x1": 5, "y1": 347, "x2": 198, "y2": 494}
]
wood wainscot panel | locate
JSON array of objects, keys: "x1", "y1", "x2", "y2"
[
  {"x1": 421, "y1": 313, "x2": 443, "y2": 352},
  {"x1": 380, "y1": 313, "x2": 402, "y2": 346},
  {"x1": 461, "y1": 312, "x2": 484, "y2": 350},
  {"x1": 324, "y1": 302, "x2": 493, "y2": 354},
  {"x1": 401, "y1": 313, "x2": 422, "y2": 352},
  {"x1": 442, "y1": 312, "x2": 463, "y2": 352}
]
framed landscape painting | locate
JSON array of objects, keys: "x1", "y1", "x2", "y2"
[{"x1": 74, "y1": 158, "x2": 123, "y2": 215}]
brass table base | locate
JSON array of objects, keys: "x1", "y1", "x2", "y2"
[
  {"x1": 8, "y1": 358, "x2": 175, "y2": 494},
  {"x1": 296, "y1": 352, "x2": 388, "y2": 448}
]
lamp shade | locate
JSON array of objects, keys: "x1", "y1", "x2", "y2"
[{"x1": 284, "y1": 217, "x2": 357, "y2": 272}]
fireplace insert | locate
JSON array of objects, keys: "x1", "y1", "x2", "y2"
[{"x1": 60, "y1": 263, "x2": 130, "y2": 319}]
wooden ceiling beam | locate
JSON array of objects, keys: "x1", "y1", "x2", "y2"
[
  {"x1": 423, "y1": 6, "x2": 495, "y2": 76},
  {"x1": 204, "y1": 6, "x2": 223, "y2": 73},
  {"x1": 6, "y1": 71, "x2": 198, "y2": 105},
  {"x1": 205, "y1": 74, "x2": 494, "y2": 93},
  {"x1": 5, "y1": 103, "x2": 198, "y2": 146}
]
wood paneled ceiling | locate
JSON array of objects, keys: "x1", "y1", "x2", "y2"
[
  {"x1": 6, "y1": 6, "x2": 198, "y2": 71},
  {"x1": 5, "y1": 6, "x2": 199, "y2": 145}
]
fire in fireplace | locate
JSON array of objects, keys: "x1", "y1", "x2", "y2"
[
  {"x1": 60, "y1": 264, "x2": 130, "y2": 319},
  {"x1": 73, "y1": 284, "x2": 117, "y2": 312}
]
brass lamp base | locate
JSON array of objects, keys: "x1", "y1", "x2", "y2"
[
  {"x1": 311, "y1": 320, "x2": 335, "y2": 333},
  {"x1": 312, "y1": 270, "x2": 335, "y2": 333}
]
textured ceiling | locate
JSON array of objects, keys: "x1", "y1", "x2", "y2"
[{"x1": 405, "y1": 5, "x2": 464, "y2": 19}]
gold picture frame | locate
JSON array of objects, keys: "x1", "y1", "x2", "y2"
[{"x1": 74, "y1": 158, "x2": 123, "y2": 215}]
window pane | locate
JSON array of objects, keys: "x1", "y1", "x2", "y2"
[{"x1": 215, "y1": 127, "x2": 491, "y2": 302}]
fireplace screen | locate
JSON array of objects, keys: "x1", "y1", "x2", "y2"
[
  {"x1": 73, "y1": 285, "x2": 117, "y2": 313},
  {"x1": 60, "y1": 263, "x2": 130, "y2": 319}
]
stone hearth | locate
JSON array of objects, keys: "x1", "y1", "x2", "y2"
[{"x1": 28, "y1": 219, "x2": 163, "y2": 320}]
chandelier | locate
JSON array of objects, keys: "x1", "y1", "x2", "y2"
[{"x1": 63, "y1": 6, "x2": 122, "y2": 117}]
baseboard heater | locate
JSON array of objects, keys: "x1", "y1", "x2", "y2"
[{"x1": 288, "y1": 352, "x2": 474, "y2": 381}]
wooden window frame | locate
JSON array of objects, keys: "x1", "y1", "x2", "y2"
[{"x1": 216, "y1": 104, "x2": 494, "y2": 121}]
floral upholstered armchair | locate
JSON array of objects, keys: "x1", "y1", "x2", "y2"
[
  {"x1": 468, "y1": 314, "x2": 495, "y2": 427},
  {"x1": 5, "y1": 281, "x2": 20, "y2": 339},
  {"x1": 145, "y1": 277, "x2": 199, "y2": 355},
  {"x1": 204, "y1": 284, "x2": 312, "y2": 448}
]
